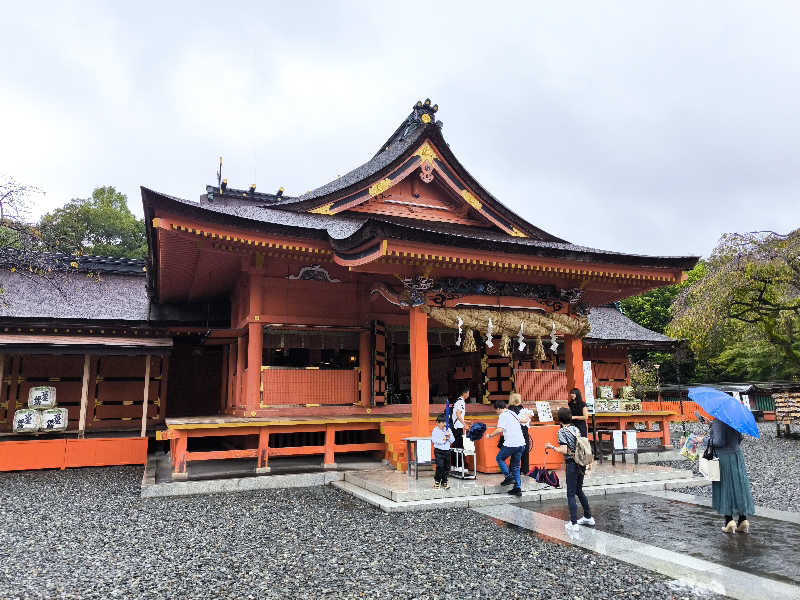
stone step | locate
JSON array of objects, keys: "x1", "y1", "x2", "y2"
[
  {"x1": 344, "y1": 467, "x2": 698, "y2": 503},
  {"x1": 334, "y1": 476, "x2": 711, "y2": 513}
]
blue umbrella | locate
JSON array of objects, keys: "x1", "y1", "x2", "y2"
[
  {"x1": 688, "y1": 387, "x2": 760, "y2": 438},
  {"x1": 444, "y1": 401, "x2": 451, "y2": 431}
]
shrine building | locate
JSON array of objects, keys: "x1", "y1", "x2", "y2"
[{"x1": 0, "y1": 100, "x2": 697, "y2": 475}]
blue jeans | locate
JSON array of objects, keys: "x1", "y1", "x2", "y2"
[
  {"x1": 496, "y1": 445, "x2": 524, "y2": 489},
  {"x1": 565, "y1": 461, "x2": 592, "y2": 524}
]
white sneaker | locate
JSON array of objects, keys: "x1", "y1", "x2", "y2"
[
  {"x1": 577, "y1": 516, "x2": 595, "y2": 526},
  {"x1": 564, "y1": 522, "x2": 581, "y2": 533}
]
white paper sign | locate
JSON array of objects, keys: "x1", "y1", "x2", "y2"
[
  {"x1": 613, "y1": 430, "x2": 624, "y2": 450},
  {"x1": 626, "y1": 430, "x2": 637, "y2": 450},
  {"x1": 535, "y1": 401, "x2": 553, "y2": 423},
  {"x1": 740, "y1": 394, "x2": 751, "y2": 409},
  {"x1": 416, "y1": 439, "x2": 432, "y2": 463},
  {"x1": 582, "y1": 361, "x2": 595, "y2": 414}
]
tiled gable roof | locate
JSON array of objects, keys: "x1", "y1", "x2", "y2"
[{"x1": 586, "y1": 305, "x2": 675, "y2": 344}]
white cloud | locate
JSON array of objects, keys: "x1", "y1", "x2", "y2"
[{"x1": 1, "y1": 0, "x2": 799, "y2": 256}]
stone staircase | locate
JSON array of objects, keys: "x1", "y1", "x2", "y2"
[{"x1": 333, "y1": 464, "x2": 710, "y2": 513}]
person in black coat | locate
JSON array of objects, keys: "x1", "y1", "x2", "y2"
[{"x1": 568, "y1": 388, "x2": 588, "y2": 438}]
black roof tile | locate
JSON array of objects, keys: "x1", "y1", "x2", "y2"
[
  {"x1": 144, "y1": 187, "x2": 698, "y2": 270},
  {"x1": 0, "y1": 270, "x2": 150, "y2": 322},
  {"x1": 586, "y1": 306, "x2": 675, "y2": 344}
]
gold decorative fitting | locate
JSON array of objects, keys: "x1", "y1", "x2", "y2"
[
  {"x1": 461, "y1": 190, "x2": 482, "y2": 211},
  {"x1": 368, "y1": 178, "x2": 393, "y2": 197},
  {"x1": 310, "y1": 202, "x2": 335, "y2": 215},
  {"x1": 510, "y1": 227, "x2": 528, "y2": 238},
  {"x1": 414, "y1": 142, "x2": 438, "y2": 166},
  {"x1": 420, "y1": 113, "x2": 431, "y2": 124}
]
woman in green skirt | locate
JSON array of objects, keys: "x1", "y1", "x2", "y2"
[{"x1": 710, "y1": 418, "x2": 755, "y2": 533}]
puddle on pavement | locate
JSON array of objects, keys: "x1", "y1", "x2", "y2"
[
  {"x1": 518, "y1": 493, "x2": 800, "y2": 586},
  {"x1": 490, "y1": 517, "x2": 571, "y2": 547}
]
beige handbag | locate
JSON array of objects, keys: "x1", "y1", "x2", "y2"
[
  {"x1": 699, "y1": 456, "x2": 720, "y2": 481},
  {"x1": 699, "y1": 437, "x2": 720, "y2": 481}
]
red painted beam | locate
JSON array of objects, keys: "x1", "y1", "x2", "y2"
[{"x1": 185, "y1": 449, "x2": 259, "y2": 461}]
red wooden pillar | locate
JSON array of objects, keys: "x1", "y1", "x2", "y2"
[
  {"x1": 659, "y1": 416, "x2": 671, "y2": 447},
  {"x1": 359, "y1": 331, "x2": 371, "y2": 408},
  {"x1": 172, "y1": 433, "x2": 188, "y2": 480},
  {"x1": 236, "y1": 334, "x2": 247, "y2": 411},
  {"x1": 323, "y1": 424, "x2": 336, "y2": 467},
  {"x1": 564, "y1": 335, "x2": 583, "y2": 395},
  {"x1": 409, "y1": 307, "x2": 430, "y2": 437},
  {"x1": 257, "y1": 427, "x2": 270, "y2": 473},
  {"x1": 246, "y1": 323, "x2": 263, "y2": 416},
  {"x1": 226, "y1": 342, "x2": 236, "y2": 411},
  {"x1": 245, "y1": 274, "x2": 263, "y2": 416}
]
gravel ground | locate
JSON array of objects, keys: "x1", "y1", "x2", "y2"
[
  {"x1": 0, "y1": 467, "x2": 726, "y2": 600},
  {"x1": 660, "y1": 422, "x2": 800, "y2": 512}
]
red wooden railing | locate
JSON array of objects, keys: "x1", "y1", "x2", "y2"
[
  {"x1": 641, "y1": 400, "x2": 713, "y2": 421},
  {"x1": 515, "y1": 370, "x2": 569, "y2": 410},
  {"x1": 260, "y1": 368, "x2": 359, "y2": 406}
]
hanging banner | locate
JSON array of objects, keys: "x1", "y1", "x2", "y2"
[{"x1": 582, "y1": 360, "x2": 595, "y2": 415}]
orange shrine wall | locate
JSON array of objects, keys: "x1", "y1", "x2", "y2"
[{"x1": 232, "y1": 258, "x2": 408, "y2": 328}]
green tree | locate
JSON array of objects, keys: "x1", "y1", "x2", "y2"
[
  {"x1": 629, "y1": 360, "x2": 658, "y2": 398},
  {"x1": 39, "y1": 186, "x2": 146, "y2": 259},
  {"x1": 668, "y1": 229, "x2": 800, "y2": 379}
]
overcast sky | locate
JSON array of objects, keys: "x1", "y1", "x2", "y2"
[{"x1": 2, "y1": 1, "x2": 799, "y2": 258}]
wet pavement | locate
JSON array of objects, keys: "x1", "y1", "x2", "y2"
[{"x1": 519, "y1": 492, "x2": 800, "y2": 586}]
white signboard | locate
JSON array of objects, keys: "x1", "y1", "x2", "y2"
[
  {"x1": 582, "y1": 361, "x2": 595, "y2": 414},
  {"x1": 535, "y1": 401, "x2": 553, "y2": 423},
  {"x1": 416, "y1": 439, "x2": 432, "y2": 463}
]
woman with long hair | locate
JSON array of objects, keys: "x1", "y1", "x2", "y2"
[
  {"x1": 710, "y1": 418, "x2": 755, "y2": 533},
  {"x1": 568, "y1": 388, "x2": 588, "y2": 438}
]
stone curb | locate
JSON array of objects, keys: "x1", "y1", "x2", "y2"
[{"x1": 141, "y1": 470, "x2": 344, "y2": 498}]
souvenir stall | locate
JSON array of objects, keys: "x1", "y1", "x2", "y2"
[{"x1": 773, "y1": 392, "x2": 800, "y2": 438}]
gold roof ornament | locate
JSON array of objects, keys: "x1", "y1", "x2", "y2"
[
  {"x1": 461, "y1": 190, "x2": 482, "y2": 211},
  {"x1": 310, "y1": 202, "x2": 335, "y2": 215},
  {"x1": 414, "y1": 142, "x2": 438, "y2": 167},
  {"x1": 510, "y1": 227, "x2": 528, "y2": 238},
  {"x1": 368, "y1": 178, "x2": 393, "y2": 197}
]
